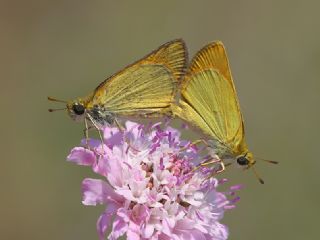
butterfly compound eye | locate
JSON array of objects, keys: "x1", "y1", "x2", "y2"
[
  {"x1": 72, "y1": 104, "x2": 85, "y2": 115},
  {"x1": 237, "y1": 156, "x2": 249, "y2": 166}
]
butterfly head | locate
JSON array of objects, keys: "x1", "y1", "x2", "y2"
[
  {"x1": 66, "y1": 99, "x2": 87, "y2": 122},
  {"x1": 237, "y1": 152, "x2": 267, "y2": 184},
  {"x1": 236, "y1": 152, "x2": 255, "y2": 167}
]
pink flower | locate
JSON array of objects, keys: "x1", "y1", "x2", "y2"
[{"x1": 67, "y1": 121, "x2": 240, "y2": 240}]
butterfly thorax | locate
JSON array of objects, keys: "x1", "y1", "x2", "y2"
[
  {"x1": 208, "y1": 139, "x2": 234, "y2": 164},
  {"x1": 86, "y1": 103, "x2": 115, "y2": 127}
]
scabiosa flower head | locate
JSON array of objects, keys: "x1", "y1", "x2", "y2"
[{"x1": 67, "y1": 121, "x2": 240, "y2": 240}]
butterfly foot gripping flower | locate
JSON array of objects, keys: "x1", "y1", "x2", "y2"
[{"x1": 67, "y1": 121, "x2": 241, "y2": 240}]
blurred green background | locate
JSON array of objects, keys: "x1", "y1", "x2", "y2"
[{"x1": 1, "y1": 0, "x2": 319, "y2": 239}]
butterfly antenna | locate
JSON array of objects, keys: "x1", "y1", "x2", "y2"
[
  {"x1": 256, "y1": 157, "x2": 279, "y2": 165},
  {"x1": 48, "y1": 107, "x2": 67, "y2": 112},
  {"x1": 251, "y1": 165, "x2": 265, "y2": 184},
  {"x1": 48, "y1": 96, "x2": 68, "y2": 104}
]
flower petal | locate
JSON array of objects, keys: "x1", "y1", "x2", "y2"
[
  {"x1": 82, "y1": 178, "x2": 123, "y2": 206},
  {"x1": 142, "y1": 223, "x2": 155, "y2": 238},
  {"x1": 127, "y1": 221, "x2": 141, "y2": 240},
  {"x1": 108, "y1": 217, "x2": 128, "y2": 240},
  {"x1": 96, "y1": 204, "x2": 117, "y2": 240},
  {"x1": 208, "y1": 222, "x2": 229, "y2": 240},
  {"x1": 103, "y1": 127, "x2": 123, "y2": 148},
  {"x1": 132, "y1": 204, "x2": 150, "y2": 224},
  {"x1": 67, "y1": 147, "x2": 96, "y2": 166}
]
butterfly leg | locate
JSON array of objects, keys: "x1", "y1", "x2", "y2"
[
  {"x1": 204, "y1": 159, "x2": 225, "y2": 172},
  {"x1": 180, "y1": 139, "x2": 209, "y2": 152},
  {"x1": 114, "y1": 118, "x2": 125, "y2": 132},
  {"x1": 205, "y1": 161, "x2": 226, "y2": 180},
  {"x1": 192, "y1": 158, "x2": 221, "y2": 171},
  {"x1": 83, "y1": 117, "x2": 91, "y2": 149},
  {"x1": 86, "y1": 114, "x2": 104, "y2": 152},
  {"x1": 193, "y1": 158, "x2": 226, "y2": 180}
]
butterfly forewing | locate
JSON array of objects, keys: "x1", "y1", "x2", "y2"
[
  {"x1": 176, "y1": 41, "x2": 245, "y2": 150},
  {"x1": 96, "y1": 65, "x2": 176, "y2": 113},
  {"x1": 90, "y1": 39, "x2": 187, "y2": 117},
  {"x1": 187, "y1": 41, "x2": 233, "y2": 90}
]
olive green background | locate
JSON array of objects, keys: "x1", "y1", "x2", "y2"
[{"x1": 1, "y1": 0, "x2": 319, "y2": 239}]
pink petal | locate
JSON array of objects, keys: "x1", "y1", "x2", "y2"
[
  {"x1": 125, "y1": 121, "x2": 139, "y2": 129},
  {"x1": 127, "y1": 221, "x2": 141, "y2": 240},
  {"x1": 67, "y1": 147, "x2": 96, "y2": 166},
  {"x1": 92, "y1": 154, "x2": 109, "y2": 177},
  {"x1": 92, "y1": 147, "x2": 115, "y2": 177},
  {"x1": 80, "y1": 138, "x2": 101, "y2": 148},
  {"x1": 142, "y1": 223, "x2": 155, "y2": 238},
  {"x1": 117, "y1": 207, "x2": 131, "y2": 223},
  {"x1": 229, "y1": 184, "x2": 243, "y2": 192},
  {"x1": 181, "y1": 230, "x2": 206, "y2": 240},
  {"x1": 96, "y1": 204, "x2": 117, "y2": 240},
  {"x1": 131, "y1": 204, "x2": 150, "y2": 224},
  {"x1": 125, "y1": 121, "x2": 141, "y2": 138},
  {"x1": 209, "y1": 222, "x2": 229, "y2": 240},
  {"x1": 103, "y1": 126, "x2": 120, "y2": 139},
  {"x1": 175, "y1": 218, "x2": 195, "y2": 231},
  {"x1": 109, "y1": 217, "x2": 128, "y2": 240},
  {"x1": 114, "y1": 188, "x2": 136, "y2": 202},
  {"x1": 82, "y1": 178, "x2": 123, "y2": 206},
  {"x1": 162, "y1": 218, "x2": 173, "y2": 236},
  {"x1": 105, "y1": 148, "x2": 125, "y2": 187},
  {"x1": 103, "y1": 127, "x2": 123, "y2": 147}
]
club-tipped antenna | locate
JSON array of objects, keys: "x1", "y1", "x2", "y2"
[
  {"x1": 48, "y1": 107, "x2": 67, "y2": 112},
  {"x1": 256, "y1": 157, "x2": 279, "y2": 165},
  {"x1": 251, "y1": 165, "x2": 265, "y2": 184},
  {"x1": 48, "y1": 96, "x2": 67, "y2": 104}
]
